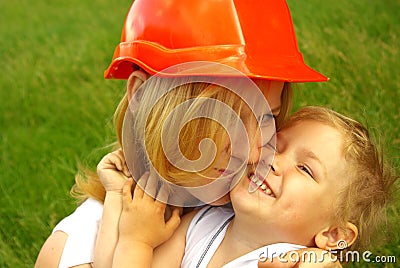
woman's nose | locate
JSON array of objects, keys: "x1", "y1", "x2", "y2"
[
  {"x1": 247, "y1": 141, "x2": 262, "y2": 164},
  {"x1": 230, "y1": 125, "x2": 276, "y2": 164},
  {"x1": 230, "y1": 133, "x2": 263, "y2": 165},
  {"x1": 247, "y1": 124, "x2": 276, "y2": 165}
]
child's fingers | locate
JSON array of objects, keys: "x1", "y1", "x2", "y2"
[
  {"x1": 112, "y1": 150, "x2": 125, "y2": 171},
  {"x1": 115, "y1": 149, "x2": 132, "y2": 177},
  {"x1": 165, "y1": 208, "x2": 181, "y2": 232},
  {"x1": 122, "y1": 164, "x2": 132, "y2": 178},
  {"x1": 115, "y1": 148, "x2": 124, "y2": 158},
  {"x1": 143, "y1": 172, "x2": 158, "y2": 201},
  {"x1": 122, "y1": 178, "x2": 134, "y2": 205},
  {"x1": 98, "y1": 151, "x2": 123, "y2": 172},
  {"x1": 155, "y1": 184, "x2": 169, "y2": 204},
  {"x1": 118, "y1": 159, "x2": 131, "y2": 178},
  {"x1": 134, "y1": 172, "x2": 149, "y2": 199}
]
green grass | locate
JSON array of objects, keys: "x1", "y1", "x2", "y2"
[{"x1": 0, "y1": 0, "x2": 399, "y2": 267}]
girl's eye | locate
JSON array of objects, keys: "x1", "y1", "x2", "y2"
[{"x1": 298, "y1": 164, "x2": 314, "y2": 179}]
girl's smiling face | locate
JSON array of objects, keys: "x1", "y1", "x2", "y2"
[{"x1": 230, "y1": 120, "x2": 349, "y2": 246}]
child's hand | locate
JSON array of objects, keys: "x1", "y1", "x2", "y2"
[
  {"x1": 97, "y1": 149, "x2": 132, "y2": 193},
  {"x1": 118, "y1": 173, "x2": 181, "y2": 249}
]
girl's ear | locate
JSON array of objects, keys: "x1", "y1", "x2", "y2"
[
  {"x1": 126, "y1": 70, "x2": 148, "y2": 102},
  {"x1": 315, "y1": 222, "x2": 358, "y2": 250},
  {"x1": 126, "y1": 74, "x2": 136, "y2": 102}
]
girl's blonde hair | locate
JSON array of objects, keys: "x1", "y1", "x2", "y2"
[
  {"x1": 280, "y1": 106, "x2": 397, "y2": 251},
  {"x1": 71, "y1": 74, "x2": 293, "y2": 203}
]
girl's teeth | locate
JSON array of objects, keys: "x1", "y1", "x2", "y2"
[
  {"x1": 248, "y1": 174, "x2": 275, "y2": 197},
  {"x1": 248, "y1": 174, "x2": 262, "y2": 193},
  {"x1": 260, "y1": 182, "x2": 275, "y2": 197},
  {"x1": 260, "y1": 182, "x2": 274, "y2": 196},
  {"x1": 251, "y1": 175, "x2": 262, "y2": 186}
]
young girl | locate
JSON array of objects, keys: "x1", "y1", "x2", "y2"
[
  {"x1": 35, "y1": 0, "x2": 329, "y2": 267},
  {"x1": 109, "y1": 106, "x2": 396, "y2": 267}
]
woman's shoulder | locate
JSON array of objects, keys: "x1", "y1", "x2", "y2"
[{"x1": 52, "y1": 198, "x2": 103, "y2": 234}]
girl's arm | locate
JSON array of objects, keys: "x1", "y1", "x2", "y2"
[
  {"x1": 112, "y1": 177, "x2": 181, "y2": 268},
  {"x1": 93, "y1": 149, "x2": 132, "y2": 268}
]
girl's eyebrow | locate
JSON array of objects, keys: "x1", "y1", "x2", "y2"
[
  {"x1": 298, "y1": 148, "x2": 327, "y2": 176},
  {"x1": 301, "y1": 149, "x2": 321, "y2": 164}
]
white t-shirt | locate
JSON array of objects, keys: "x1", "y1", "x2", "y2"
[
  {"x1": 182, "y1": 206, "x2": 306, "y2": 268},
  {"x1": 52, "y1": 200, "x2": 305, "y2": 268},
  {"x1": 52, "y1": 198, "x2": 103, "y2": 268}
]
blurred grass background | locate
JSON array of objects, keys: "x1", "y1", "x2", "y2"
[{"x1": 0, "y1": 0, "x2": 398, "y2": 267}]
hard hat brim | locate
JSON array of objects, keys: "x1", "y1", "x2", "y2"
[{"x1": 104, "y1": 41, "x2": 328, "y2": 82}]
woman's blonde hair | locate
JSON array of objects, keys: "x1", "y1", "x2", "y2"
[
  {"x1": 71, "y1": 75, "x2": 293, "y2": 203},
  {"x1": 280, "y1": 106, "x2": 397, "y2": 251}
]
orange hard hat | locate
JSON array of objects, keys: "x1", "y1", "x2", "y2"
[{"x1": 104, "y1": 0, "x2": 328, "y2": 82}]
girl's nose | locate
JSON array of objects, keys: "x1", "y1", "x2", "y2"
[{"x1": 270, "y1": 153, "x2": 282, "y2": 176}]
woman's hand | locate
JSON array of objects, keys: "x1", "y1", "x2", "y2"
[{"x1": 97, "y1": 149, "x2": 132, "y2": 193}]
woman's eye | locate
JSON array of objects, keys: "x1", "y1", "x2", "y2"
[
  {"x1": 258, "y1": 113, "x2": 275, "y2": 127},
  {"x1": 298, "y1": 164, "x2": 314, "y2": 179}
]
